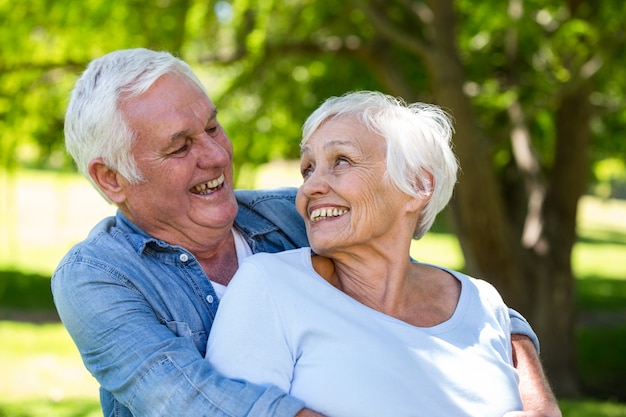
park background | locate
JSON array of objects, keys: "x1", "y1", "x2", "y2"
[{"x1": 1, "y1": 0, "x2": 625, "y2": 416}]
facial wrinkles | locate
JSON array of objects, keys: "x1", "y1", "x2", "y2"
[
  {"x1": 307, "y1": 180, "x2": 383, "y2": 259},
  {"x1": 299, "y1": 143, "x2": 352, "y2": 224},
  {"x1": 190, "y1": 130, "x2": 233, "y2": 197},
  {"x1": 127, "y1": 82, "x2": 211, "y2": 163},
  {"x1": 161, "y1": 106, "x2": 216, "y2": 151},
  {"x1": 302, "y1": 123, "x2": 391, "y2": 251},
  {"x1": 118, "y1": 74, "x2": 237, "y2": 240},
  {"x1": 348, "y1": 168, "x2": 385, "y2": 236},
  {"x1": 147, "y1": 100, "x2": 230, "y2": 193}
]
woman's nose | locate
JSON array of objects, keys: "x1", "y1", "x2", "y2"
[{"x1": 300, "y1": 166, "x2": 330, "y2": 196}]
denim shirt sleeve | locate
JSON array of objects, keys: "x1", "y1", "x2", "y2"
[
  {"x1": 51, "y1": 214, "x2": 304, "y2": 417},
  {"x1": 234, "y1": 188, "x2": 309, "y2": 254}
]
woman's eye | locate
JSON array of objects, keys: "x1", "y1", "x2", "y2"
[
  {"x1": 336, "y1": 157, "x2": 350, "y2": 166},
  {"x1": 301, "y1": 165, "x2": 313, "y2": 179}
]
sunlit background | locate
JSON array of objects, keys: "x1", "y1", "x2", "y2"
[{"x1": 1, "y1": 1, "x2": 625, "y2": 416}]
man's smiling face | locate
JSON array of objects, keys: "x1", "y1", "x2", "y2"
[{"x1": 115, "y1": 73, "x2": 238, "y2": 244}]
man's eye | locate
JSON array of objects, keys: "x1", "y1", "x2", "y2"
[
  {"x1": 206, "y1": 124, "x2": 219, "y2": 136},
  {"x1": 172, "y1": 144, "x2": 189, "y2": 155}
]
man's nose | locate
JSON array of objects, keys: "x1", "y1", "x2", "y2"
[{"x1": 197, "y1": 133, "x2": 231, "y2": 168}]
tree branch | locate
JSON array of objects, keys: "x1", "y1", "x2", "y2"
[{"x1": 348, "y1": 0, "x2": 429, "y2": 57}]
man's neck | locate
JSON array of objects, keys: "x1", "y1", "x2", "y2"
[{"x1": 194, "y1": 229, "x2": 238, "y2": 286}]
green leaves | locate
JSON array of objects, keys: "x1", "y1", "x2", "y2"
[{"x1": 1, "y1": 0, "x2": 624, "y2": 189}]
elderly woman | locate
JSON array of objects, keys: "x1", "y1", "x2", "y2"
[{"x1": 206, "y1": 91, "x2": 540, "y2": 416}]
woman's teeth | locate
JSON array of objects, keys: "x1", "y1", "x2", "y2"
[{"x1": 310, "y1": 207, "x2": 348, "y2": 222}]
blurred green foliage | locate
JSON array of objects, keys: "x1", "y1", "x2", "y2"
[
  {"x1": 0, "y1": 269, "x2": 55, "y2": 311},
  {"x1": 577, "y1": 326, "x2": 626, "y2": 401},
  {"x1": 1, "y1": 0, "x2": 625, "y2": 402},
  {"x1": 1, "y1": 0, "x2": 625, "y2": 191}
]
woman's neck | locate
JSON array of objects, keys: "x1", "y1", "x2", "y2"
[{"x1": 312, "y1": 251, "x2": 461, "y2": 327}]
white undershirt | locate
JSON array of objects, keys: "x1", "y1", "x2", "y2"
[{"x1": 209, "y1": 228, "x2": 252, "y2": 299}]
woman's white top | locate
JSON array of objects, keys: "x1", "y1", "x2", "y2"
[{"x1": 206, "y1": 247, "x2": 522, "y2": 417}]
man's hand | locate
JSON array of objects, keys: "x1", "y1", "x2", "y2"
[{"x1": 511, "y1": 334, "x2": 562, "y2": 417}]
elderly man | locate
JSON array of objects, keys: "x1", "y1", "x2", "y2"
[{"x1": 52, "y1": 48, "x2": 559, "y2": 417}]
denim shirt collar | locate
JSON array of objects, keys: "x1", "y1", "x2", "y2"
[
  {"x1": 113, "y1": 210, "x2": 185, "y2": 255},
  {"x1": 103, "y1": 189, "x2": 308, "y2": 260}
]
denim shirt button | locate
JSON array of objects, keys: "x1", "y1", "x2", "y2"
[
  {"x1": 206, "y1": 294, "x2": 214, "y2": 303},
  {"x1": 179, "y1": 253, "x2": 189, "y2": 262}
]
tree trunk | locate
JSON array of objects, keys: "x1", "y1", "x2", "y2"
[
  {"x1": 354, "y1": 0, "x2": 585, "y2": 397},
  {"x1": 425, "y1": 0, "x2": 530, "y2": 305},
  {"x1": 532, "y1": 82, "x2": 592, "y2": 397},
  {"x1": 423, "y1": 0, "x2": 582, "y2": 396}
]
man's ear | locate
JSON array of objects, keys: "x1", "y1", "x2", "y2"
[{"x1": 88, "y1": 158, "x2": 127, "y2": 204}]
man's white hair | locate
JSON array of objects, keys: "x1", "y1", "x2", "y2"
[{"x1": 64, "y1": 48, "x2": 207, "y2": 202}]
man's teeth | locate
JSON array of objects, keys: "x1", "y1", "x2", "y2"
[
  {"x1": 192, "y1": 174, "x2": 225, "y2": 194},
  {"x1": 310, "y1": 207, "x2": 348, "y2": 222}
]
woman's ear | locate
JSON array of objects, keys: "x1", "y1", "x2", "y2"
[
  {"x1": 417, "y1": 171, "x2": 434, "y2": 198},
  {"x1": 88, "y1": 158, "x2": 127, "y2": 204},
  {"x1": 407, "y1": 171, "x2": 434, "y2": 212}
]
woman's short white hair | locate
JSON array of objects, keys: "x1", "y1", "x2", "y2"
[
  {"x1": 64, "y1": 48, "x2": 207, "y2": 202},
  {"x1": 301, "y1": 91, "x2": 458, "y2": 239}
]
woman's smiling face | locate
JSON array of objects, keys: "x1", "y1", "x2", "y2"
[{"x1": 296, "y1": 115, "x2": 417, "y2": 257}]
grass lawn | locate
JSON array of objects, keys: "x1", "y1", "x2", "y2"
[
  {"x1": 1, "y1": 168, "x2": 625, "y2": 416},
  {"x1": 0, "y1": 322, "x2": 100, "y2": 416}
]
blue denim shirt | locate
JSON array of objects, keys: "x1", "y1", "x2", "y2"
[
  {"x1": 52, "y1": 187, "x2": 538, "y2": 417},
  {"x1": 52, "y1": 188, "x2": 308, "y2": 417}
]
